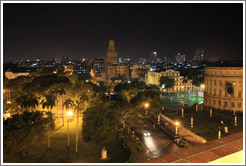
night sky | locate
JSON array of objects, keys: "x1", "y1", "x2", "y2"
[{"x1": 3, "y1": 3, "x2": 243, "y2": 62}]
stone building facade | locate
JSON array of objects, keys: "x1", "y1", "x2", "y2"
[
  {"x1": 203, "y1": 67, "x2": 243, "y2": 112},
  {"x1": 145, "y1": 69, "x2": 195, "y2": 92},
  {"x1": 91, "y1": 40, "x2": 130, "y2": 84},
  {"x1": 131, "y1": 65, "x2": 151, "y2": 81}
]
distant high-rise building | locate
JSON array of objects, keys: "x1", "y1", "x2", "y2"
[
  {"x1": 151, "y1": 51, "x2": 159, "y2": 61},
  {"x1": 163, "y1": 57, "x2": 168, "y2": 62},
  {"x1": 91, "y1": 58, "x2": 105, "y2": 77},
  {"x1": 175, "y1": 53, "x2": 185, "y2": 63},
  {"x1": 194, "y1": 49, "x2": 205, "y2": 61}
]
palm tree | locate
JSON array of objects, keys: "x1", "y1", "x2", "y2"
[
  {"x1": 79, "y1": 93, "x2": 89, "y2": 114},
  {"x1": 16, "y1": 93, "x2": 39, "y2": 111},
  {"x1": 51, "y1": 87, "x2": 66, "y2": 123},
  {"x1": 41, "y1": 92, "x2": 56, "y2": 112},
  {"x1": 63, "y1": 98, "x2": 74, "y2": 112},
  {"x1": 192, "y1": 76, "x2": 204, "y2": 103}
]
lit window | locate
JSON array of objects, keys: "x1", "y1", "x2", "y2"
[{"x1": 214, "y1": 80, "x2": 216, "y2": 85}]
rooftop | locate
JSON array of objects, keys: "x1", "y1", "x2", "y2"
[{"x1": 147, "y1": 131, "x2": 243, "y2": 163}]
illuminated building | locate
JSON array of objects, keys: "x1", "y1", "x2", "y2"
[
  {"x1": 5, "y1": 71, "x2": 29, "y2": 79},
  {"x1": 106, "y1": 65, "x2": 130, "y2": 82},
  {"x1": 204, "y1": 67, "x2": 243, "y2": 112},
  {"x1": 131, "y1": 65, "x2": 151, "y2": 81},
  {"x1": 145, "y1": 69, "x2": 194, "y2": 92},
  {"x1": 63, "y1": 64, "x2": 74, "y2": 73},
  {"x1": 91, "y1": 58, "x2": 105, "y2": 77},
  {"x1": 91, "y1": 40, "x2": 130, "y2": 84}
]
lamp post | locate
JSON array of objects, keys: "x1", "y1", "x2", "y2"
[
  {"x1": 210, "y1": 108, "x2": 213, "y2": 117},
  {"x1": 67, "y1": 110, "x2": 73, "y2": 147},
  {"x1": 218, "y1": 130, "x2": 221, "y2": 139},
  {"x1": 233, "y1": 108, "x2": 236, "y2": 115},
  {"x1": 175, "y1": 121, "x2": 179, "y2": 135},
  {"x1": 157, "y1": 113, "x2": 161, "y2": 124},
  {"x1": 75, "y1": 107, "x2": 80, "y2": 153},
  {"x1": 144, "y1": 103, "x2": 149, "y2": 115},
  {"x1": 191, "y1": 117, "x2": 193, "y2": 128},
  {"x1": 234, "y1": 116, "x2": 237, "y2": 126},
  {"x1": 181, "y1": 108, "x2": 184, "y2": 117}
]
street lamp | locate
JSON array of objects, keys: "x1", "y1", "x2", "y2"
[
  {"x1": 175, "y1": 121, "x2": 180, "y2": 135},
  {"x1": 67, "y1": 110, "x2": 73, "y2": 116},
  {"x1": 144, "y1": 102, "x2": 149, "y2": 115},
  {"x1": 67, "y1": 110, "x2": 73, "y2": 147}
]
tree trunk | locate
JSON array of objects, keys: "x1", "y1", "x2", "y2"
[
  {"x1": 22, "y1": 150, "x2": 26, "y2": 158},
  {"x1": 57, "y1": 96, "x2": 59, "y2": 123},
  {"x1": 76, "y1": 109, "x2": 78, "y2": 153},
  {"x1": 109, "y1": 89, "x2": 111, "y2": 101},
  {"x1": 62, "y1": 95, "x2": 64, "y2": 126}
]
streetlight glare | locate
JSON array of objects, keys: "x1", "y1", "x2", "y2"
[
  {"x1": 67, "y1": 110, "x2": 73, "y2": 116},
  {"x1": 175, "y1": 121, "x2": 180, "y2": 126},
  {"x1": 144, "y1": 103, "x2": 149, "y2": 108}
]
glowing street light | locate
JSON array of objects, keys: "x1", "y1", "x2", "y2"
[
  {"x1": 67, "y1": 110, "x2": 73, "y2": 116},
  {"x1": 175, "y1": 121, "x2": 180, "y2": 135},
  {"x1": 191, "y1": 117, "x2": 194, "y2": 128},
  {"x1": 144, "y1": 103, "x2": 149, "y2": 109},
  {"x1": 144, "y1": 103, "x2": 150, "y2": 115}
]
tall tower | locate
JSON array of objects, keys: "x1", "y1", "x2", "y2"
[{"x1": 105, "y1": 40, "x2": 118, "y2": 66}]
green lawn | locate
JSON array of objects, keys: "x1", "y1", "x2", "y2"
[
  {"x1": 168, "y1": 108, "x2": 243, "y2": 141},
  {"x1": 161, "y1": 92, "x2": 204, "y2": 109},
  {"x1": 4, "y1": 117, "x2": 130, "y2": 163}
]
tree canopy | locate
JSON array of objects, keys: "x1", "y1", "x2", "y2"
[
  {"x1": 82, "y1": 101, "x2": 121, "y2": 148},
  {"x1": 3, "y1": 111, "x2": 54, "y2": 159},
  {"x1": 159, "y1": 76, "x2": 175, "y2": 89}
]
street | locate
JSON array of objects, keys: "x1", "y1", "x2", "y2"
[{"x1": 131, "y1": 113, "x2": 194, "y2": 159}]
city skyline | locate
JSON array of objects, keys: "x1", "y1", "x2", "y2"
[{"x1": 3, "y1": 3, "x2": 243, "y2": 62}]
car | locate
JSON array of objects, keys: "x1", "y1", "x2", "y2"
[
  {"x1": 143, "y1": 132, "x2": 151, "y2": 137},
  {"x1": 174, "y1": 137, "x2": 184, "y2": 147}
]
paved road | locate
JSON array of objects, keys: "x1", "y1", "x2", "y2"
[{"x1": 131, "y1": 113, "x2": 194, "y2": 159}]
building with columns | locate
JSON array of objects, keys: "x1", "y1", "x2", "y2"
[
  {"x1": 145, "y1": 69, "x2": 195, "y2": 92},
  {"x1": 203, "y1": 67, "x2": 243, "y2": 112}
]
